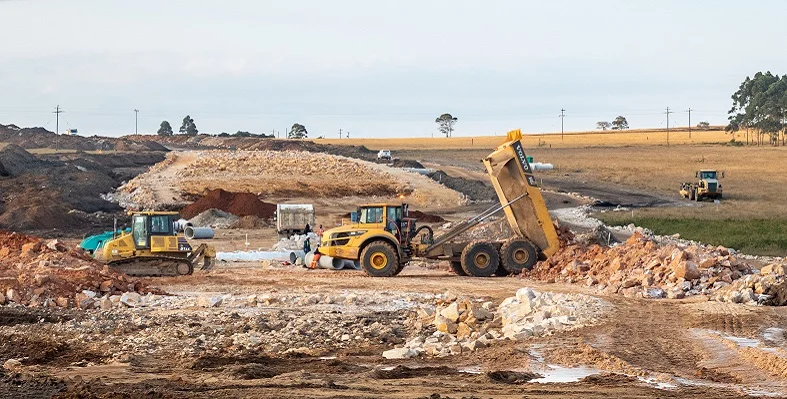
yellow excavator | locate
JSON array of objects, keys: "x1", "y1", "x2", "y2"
[
  {"x1": 317, "y1": 129, "x2": 560, "y2": 277},
  {"x1": 93, "y1": 211, "x2": 216, "y2": 276}
]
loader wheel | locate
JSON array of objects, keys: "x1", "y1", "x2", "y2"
[
  {"x1": 461, "y1": 241, "x2": 499, "y2": 277},
  {"x1": 689, "y1": 189, "x2": 695, "y2": 201},
  {"x1": 500, "y1": 239, "x2": 538, "y2": 275},
  {"x1": 449, "y1": 261, "x2": 467, "y2": 276},
  {"x1": 360, "y1": 241, "x2": 400, "y2": 277}
]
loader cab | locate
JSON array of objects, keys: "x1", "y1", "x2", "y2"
[
  {"x1": 351, "y1": 203, "x2": 412, "y2": 243},
  {"x1": 696, "y1": 170, "x2": 717, "y2": 180},
  {"x1": 130, "y1": 212, "x2": 178, "y2": 250}
]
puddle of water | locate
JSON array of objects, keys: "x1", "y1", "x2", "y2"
[
  {"x1": 723, "y1": 334, "x2": 760, "y2": 348},
  {"x1": 763, "y1": 328, "x2": 785, "y2": 344},
  {"x1": 637, "y1": 376, "x2": 678, "y2": 390},
  {"x1": 531, "y1": 364, "x2": 601, "y2": 383}
]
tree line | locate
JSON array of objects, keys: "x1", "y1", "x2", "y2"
[
  {"x1": 156, "y1": 116, "x2": 309, "y2": 139},
  {"x1": 726, "y1": 71, "x2": 787, "y2": 146}
]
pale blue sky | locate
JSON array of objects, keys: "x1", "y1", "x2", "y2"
[{"x1": 1, "y1": 0, "x2": 784, "y2": 137}]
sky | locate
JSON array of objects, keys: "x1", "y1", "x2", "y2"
[{"x1": 1, "y1": 0, "x2": 785, "y2": 138}]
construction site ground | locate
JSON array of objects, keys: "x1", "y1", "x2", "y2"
[{"x1": 3, "y1": 266, "x2": 787, "y2": 398}]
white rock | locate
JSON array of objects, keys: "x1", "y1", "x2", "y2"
[
  {"x1": 120, "y1": 292, "x2": 142, "y2": 307},
  {"x1": 382, "y1": 347, "x2": 416, "y2": 359},
  {"x1": 516, "y1": 287, "x2": 537, "y2": 302},
  {"x1": 440, "y1": 302, "x2": 460, "y2": 322}
]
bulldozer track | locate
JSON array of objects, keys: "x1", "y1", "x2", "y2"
[{"x1": 108, "y1": 256, "x2": 194, "y2": 277}]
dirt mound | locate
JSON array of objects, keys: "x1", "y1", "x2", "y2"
[
  {"x1": 391, "y1": 159, "x2": 425, "y2": 168},
  {"x1": 528, "y1": 232, "x2": 772, "y2": 302},
  {"x1": 428, "y1": 170, "x2": 496, "y2": 202},
  {"x1": 409, "y1": 210, "x2": 445, "y2": 223},
  {"x1": 0, "y1": 231, "x2": 162, "y2": 309},
  {"x1": 180, "y1": 189, "x2": 276, "y2": 220},
  {"x1": 230, "y1": 215, "x2": 271, "y2": 229},
  {"x1": 0, "y1": 124, "x2": 168, "y2": 152}
]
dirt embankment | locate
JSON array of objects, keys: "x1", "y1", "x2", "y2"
[
  {"x1": 0, "y1": 144, "x2": 165, "y2": 232},
  {"x1": 0, "y1": 124, "x2": 167, "y2": 152},
  {"x1": 126, "y1": 134, "x2": 377, "y2": 160}
]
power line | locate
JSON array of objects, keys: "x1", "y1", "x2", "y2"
[
  {"x1": 134, "y1": 109, "x2": 139, "y2": 134},
  {"x1": 53, "y1": 105, "x2": 64, "y2": 152},
  {"x1": 665, "y1": 106, "x2": 673, "y2": 146},
  {"x1": 559, "y1": 108, "x2": 565, "y2": 141}
]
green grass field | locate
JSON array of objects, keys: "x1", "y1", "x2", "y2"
[{"x1": 597, "y1": 214, "x2": 787, "y2": 256}]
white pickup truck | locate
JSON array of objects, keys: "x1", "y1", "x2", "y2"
[{"x1": 377, "y1": 149, "x2": 392, "y2": 161}]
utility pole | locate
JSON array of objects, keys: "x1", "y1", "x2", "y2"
[
  {"x1": 53, "y1": 105, "x2": 64, "y2": 152},
  {"x1": 665, "y1": 106, "x2": 673, "y2": 146},
  {"x1": 134, "y1": 109, "x2": 139, "y2": 134},
  {"x1": 686, "y1": 107, "x2": 692, "y2": 139},
  {"x1": 559, "y1": 108, "x2": 565, "y2": 141},
  {"x1": 338, "y1": 128, "x2": 342, "y2": 139}
]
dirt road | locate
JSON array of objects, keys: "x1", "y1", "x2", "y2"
[{"x1": 2, "y1": 265, "x2": 786, "y2": 398}]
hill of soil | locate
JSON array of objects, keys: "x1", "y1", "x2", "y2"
[
  {"x1": 0, "y1": 124, "x2": 167, "y2": 152},
  {"x1": 0, "y1": 144, "x2": 165, "y2": 232},
  {"x1": 180, "y1": 189, "x2": 276, "y2": 220},
  {"x1": 125, "y1": 134, "x2": 376, "y2": 160}
]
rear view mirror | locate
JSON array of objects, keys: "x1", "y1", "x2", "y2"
[
  {"x1": 721, "y1": 171, "x2": 726, "y2": 178},
  {"x1": 350, "y1": 212, "x2": 359, "y2": 223},
  {"x1": 694, "y1": 171, "x2": 699, "y2": 178}
]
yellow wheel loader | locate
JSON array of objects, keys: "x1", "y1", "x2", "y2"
[
  {"x1": 317, "y1": 129, "x2": 560, "y2": 277},
  {"x1": 94, "y1": 211, "x2": 216, "y2": 276}
]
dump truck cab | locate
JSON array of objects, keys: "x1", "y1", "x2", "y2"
[
  {"x1": 319, "y1": 203, "x2": 413, "y2": 265},
  {"x1": 680, "y1": 169, "x2": 724, "y2": 201}
]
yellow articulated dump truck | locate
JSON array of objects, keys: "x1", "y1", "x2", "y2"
[
  {"x1": 317, "y1": 129, "x2": 559, "y2": 277},
  {"x1": 93, "y1": 211, "x2": 216, "y2": 276}
]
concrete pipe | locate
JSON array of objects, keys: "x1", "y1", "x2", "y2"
[
  {"x1": 174, "y1": 219, "x2": 193, "y2": 232},
  {"x1": 304, "y1": 252, "x2": 350, "y2": 270},
  {"x1": 185, "y1": 226, "x2": 214, "y2": 239}
]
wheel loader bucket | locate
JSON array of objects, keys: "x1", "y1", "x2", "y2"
[{"x1": 482, "y1": 130, "x2": 560, "y2": 257}]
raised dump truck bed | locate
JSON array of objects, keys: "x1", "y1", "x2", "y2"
[
  {"x1": 413, "y1": 130, "x2": 560, "y2": 276},
  {"x1": 483, "y1": 131, "x2": 560, "y2": 258}
]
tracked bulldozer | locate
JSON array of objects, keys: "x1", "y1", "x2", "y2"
[
  {"x1": 317, "y1": 129, "x2": 560, "y2": 277},
  {"x1": 93, "y1": 211, "x2": 216, "y2": 277}
]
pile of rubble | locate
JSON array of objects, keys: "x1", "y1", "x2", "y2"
[
  {"x1": 528, "y1": 232, "x2": 787, "y2": 303},
  {"x1": 187, "y1": 208, "x2": 239, "y2": 229},
  {"x1": 384, "y1": 288, "x2": 607, "y2": 359},
  {"x1": 712, "y1": 264, "x2": 787, "y2": 305},
  {"x1": 0, "y1": 231, "x2": 161, "y2": 309}
]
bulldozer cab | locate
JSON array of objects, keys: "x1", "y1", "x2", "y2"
[{"x1": 130, "y1": 212, "x2": 179, "y2": 250}]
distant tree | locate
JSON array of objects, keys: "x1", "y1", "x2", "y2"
[
  {"x1": 288, "y1": 123, "x2": 308, "y2": 139},
  {"x1": 697, "y1": 121, "x2": 711, "y2": 130},
  {"x1": 611, "y1": 116, "x2": 629, "y2": 130},
  {"x1": 596, "y1": 121, "x2": 611, "y2": 131},
  {"x1": 157, "y1": 120, "x2": 173, "y2": 136},
  {"x1": 728, "y1": 72, "x2": 787, "y2": 146},
  {"x1": 435, "y1": 113, "x2": 458, "y2": 137},
  {"x1": 179, "y1": 115, "x2": 198, "y2": 136}
]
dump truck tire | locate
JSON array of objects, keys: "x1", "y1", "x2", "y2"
[
  {"x1": 461, "y1": 241, "x2": 499, "y2": 277},
  {"x1": 360, "y1": 241, "x2": 400, "y2": 277},
  {"x1": 500, "y1": 239, "x2": 538, "y2": 274},
  {"x1": 450, "y1": 261, "x2": 468, "y2": 276},
  {"x1": 494, "y1": 266, "x2": 510, "y2": 276}
]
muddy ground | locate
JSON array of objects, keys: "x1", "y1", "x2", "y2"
[{"x1": 2, "y1": 266, "x2": 786, "y2": 398}]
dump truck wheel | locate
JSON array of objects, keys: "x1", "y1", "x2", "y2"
[
  {"x1": 461, "y1": 241, "x2": 499, "y2": 277},
  {"x1": 494, "y1": 265, "x2": 510, "y2": 276},
  {"x1": 360, "y1": 241, "x2": 400, "y2": 277},
  {"x1": 500, "y1": 239, "x2": 537, "y2": 274},
  {"x1": 449, "y1": 261, "x2": 467, "y2": 276}
]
